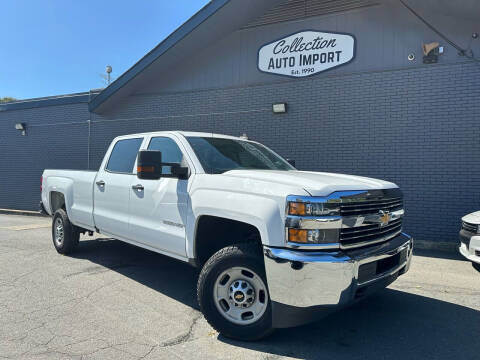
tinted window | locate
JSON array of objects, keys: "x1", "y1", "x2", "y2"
[
  {"x1": 148, "y1": 137, "x2": 184, "y2": 175},
  {"x1": 186, "y1": 137, "x2": 294, "y2": 174},
  {"x1": 106, "y1": 138, "x2": 143, "y2": 173}
]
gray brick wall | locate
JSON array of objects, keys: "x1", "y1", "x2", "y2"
[
  {"x1": 0, "y1": 103, "x2": 90, "y2": 210},
  {"x1": 1, "y1": 61, "x2": 479, "y2": 245}
]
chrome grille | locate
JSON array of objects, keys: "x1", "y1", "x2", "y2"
[
  {"x1": 340, "y1": 198, "x2": 403, "y2": 216},
  {"x1": 340, "y1": 196, "x2": 403, "y2": 249},
  {"x1": 341, "y1": 218, "x2": 402, "y2": 248},
  {"x1": 462, "y1": 221, "x2": 478, "y2": 234}
]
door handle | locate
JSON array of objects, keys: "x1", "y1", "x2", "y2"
[
  {"x1": 96, "y1": 180, "x2": 105, "y2": 187},
  {"x1": 132, "y1": 184, "x2": 144, "y2": 191}
]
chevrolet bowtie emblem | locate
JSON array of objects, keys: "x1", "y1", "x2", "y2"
[{"x1": 379, "y1": 210, "x2": 391, "y2": 226}]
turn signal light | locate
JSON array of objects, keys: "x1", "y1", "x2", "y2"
[
  {"x1": 288, "y1": 228, "x2": 339, "y2": 244},
  {"x1": 288, "y1": 229, "x2": 308, "y2": 243},
  {"x1": 288, "y1": 202, "x2": 306, "y2": 215},
  {"x1": 288, "y1": 229, "x2": 323, "y2": 244},
  {"x1": 137, "y1": 166, "x2": 155, "y2": 173},
  {"x1": 288, "y1": 201, "x2": 340, "y2": 216}
]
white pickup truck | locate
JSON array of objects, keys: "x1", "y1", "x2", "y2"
[
  {"x1": 41, "y1": 131, "x2": 413, "y2": 340},
  {"x1": 459, "y1": 211, "x2": 480, "y2": 267}
]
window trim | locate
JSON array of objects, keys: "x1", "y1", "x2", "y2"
[{"x1": 104, "y1": 137, "x2": 144, "y2": 175}]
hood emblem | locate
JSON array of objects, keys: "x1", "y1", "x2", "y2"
[{"x1": 379, "y1": 210, "x2": 391, "y2": 226}]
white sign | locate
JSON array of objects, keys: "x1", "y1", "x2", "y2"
[{"x1": 258, "y1": 30, "x2": 355, "y2": 78}]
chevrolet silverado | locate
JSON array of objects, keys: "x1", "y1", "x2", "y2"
[{"x1": 41, "y1": 131, "x2": 413, "y2": 340}]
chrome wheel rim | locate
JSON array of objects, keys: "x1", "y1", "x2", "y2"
[
  {"x1": 54, "y1": 218, "x2": 64, "y2": 247},
  {"x1": 213, "y1": 267, "x2": 268, "y2": 325}
]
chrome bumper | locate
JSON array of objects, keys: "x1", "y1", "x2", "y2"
[
  {"x1": 264, "y1": 233, "x2": 413, "y2": 311},
  {"x1": 459, "y1": 230, "x2": 480, "y2": 264}
]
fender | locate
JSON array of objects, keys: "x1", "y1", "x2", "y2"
[
  {"x1": 187, "y1": 188, "x2": 286, "y2": 259},
  {"x1": 45, "y1": 176, "x2": 74, "y2": 217}
]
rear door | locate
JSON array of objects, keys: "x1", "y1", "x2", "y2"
[
  {"x1": 93, "y1": 136, "x2": 144, "y2": 238},
  {"x1": 128, "y1": 135, "x2": 191, "y2": 257}
]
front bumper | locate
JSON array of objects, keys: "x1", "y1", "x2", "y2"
[
  {"x1": 263, "y1": 232, "x2": 413, "y2": 327},
  {"x1": 459, "y1": 230, "x2": 480, "y2": 264}
]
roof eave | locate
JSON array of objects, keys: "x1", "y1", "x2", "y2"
[{"x1": 0, "y1": 91, "x2": 99, "y2": 112}]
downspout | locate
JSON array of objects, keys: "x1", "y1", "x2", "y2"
[{"x1": 87, "y1": 90, "x2": 92, "y2": 170}]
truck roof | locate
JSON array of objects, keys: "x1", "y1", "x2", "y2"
[{"x1": 115, "y1": 131, "x2": 247, "y2": 141}]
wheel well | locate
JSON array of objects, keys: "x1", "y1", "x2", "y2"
[
  {"x1": 50, "y1": 192, "x2": 66, "y2": 213},
  {"x1": 195, "y1": 216, "x2": 262, "y2": 266}
]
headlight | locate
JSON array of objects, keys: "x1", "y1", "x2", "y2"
[
  {"x1": 286, "y1": 196, "x2": 341, "y2": 247},
  {"x1": 287, "y1": 228, "x2": 340, "y2": 244},
  {"x1": 288, "y1": 200, "x2": 340, "y2": 216}
]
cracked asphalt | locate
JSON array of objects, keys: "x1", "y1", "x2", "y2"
[{"x1": 1, "y1": 213, "x2": 479, "y2": 360}]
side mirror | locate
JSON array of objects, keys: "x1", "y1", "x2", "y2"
[
  {"x1": 287, "y1": 159, "x2": 296, "y2": 167},
  {"x1": 137, "y1": 150, "x2": 162, "y2": 180},
  {"x1": 171, "y1": 165, "x2": 189, "y2": 179},
  {"x1": 137, "y1": 150, "x2": 190, "y2": 180}
]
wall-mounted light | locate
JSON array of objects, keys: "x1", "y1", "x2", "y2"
[
  {"x1": 15, "y1": 123, "x2": 26, "y2": 136},
  {"x1": 422, "y1": 42, "x2": 443, "y2": 64},
  {"x1": 272, "y1": 103, "x2": 287, "y2": 114}
]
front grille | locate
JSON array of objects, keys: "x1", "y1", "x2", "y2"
[
  {"x1": 341, "y1": 218, "x2": 402, "y2": 248},
  {"x1": 462, "y1": 221, "x2": 478, "y2": 234},
  {"x1": 339, "y1": 196, "x2": 403, "y2": 249},
  {"x1": 340, "y1": 198, "x2": 403, "y2": 216}
]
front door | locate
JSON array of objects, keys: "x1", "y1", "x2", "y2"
[
  {"x1": 128, "y1": 135, "x2": 189, "y2": 257},
  {"x1": 93, "y1": 137, "x2": 144, "y2": 238}
]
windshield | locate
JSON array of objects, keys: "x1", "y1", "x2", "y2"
[{"x1": 186, "y1": 137, "x2": 295, "y2": 174}]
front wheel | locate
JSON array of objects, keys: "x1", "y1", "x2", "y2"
[
  {"x1": 197, "y1": 243, "x2": 273, "y2": 341},
  {"x1": 52, "y1": 209, "x2": 79, "y2": 255}
]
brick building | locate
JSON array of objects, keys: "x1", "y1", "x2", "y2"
[{"x1": 1, "y1": 0, "x2": 479, "y2": 249}]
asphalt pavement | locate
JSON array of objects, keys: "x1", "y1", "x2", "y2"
[{"x1": 1, "y1": 213, "x2": 479, "y2": 360}]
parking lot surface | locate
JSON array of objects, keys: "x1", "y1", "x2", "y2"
[{"x1": 1, "y1": 213, "x2": 479, "y2": 360}]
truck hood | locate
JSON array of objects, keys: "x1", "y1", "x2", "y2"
[
  {"x1": 462, "y1": 211, "x2": 480, "y2": 225},
  {"x1": 222, "y1": 170, "x2": 397, "y2": 196}
]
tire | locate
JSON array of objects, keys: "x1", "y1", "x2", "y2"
[
  {"x1": 52, "y1": 209, "x2": 79, "y2": 255},
  {"x1": 197, "y1": 242, "x2": 273, "y2": 341},
  {"x1": 472, "y1": 262, "x2": 480, "y2": 272}
]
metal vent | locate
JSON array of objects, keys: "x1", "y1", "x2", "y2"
[{"x1": 242, "y1": 0, "x2": 379, "y2": 29}]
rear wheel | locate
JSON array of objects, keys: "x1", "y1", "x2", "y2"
[
  {"x1": 52, "y1": 209, "x2": 79, "y2": 254},
  {"x1": 197, "y1": 243, "x2": 273, "y2": 341}
]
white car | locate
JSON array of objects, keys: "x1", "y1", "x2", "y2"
[
  {"x1": 41, "y1": 131, "x2": 413, "y2": 340},
  {"x1": 460, "y1": 211, "x2": 480, "y2": 265}
]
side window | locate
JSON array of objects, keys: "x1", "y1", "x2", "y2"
[
  {"x1": 106, "y1": 138, "x2": 143, "y2": 173},
  {"x1": 148, "y1": 137, "x2": 184, "y2": 175}
]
